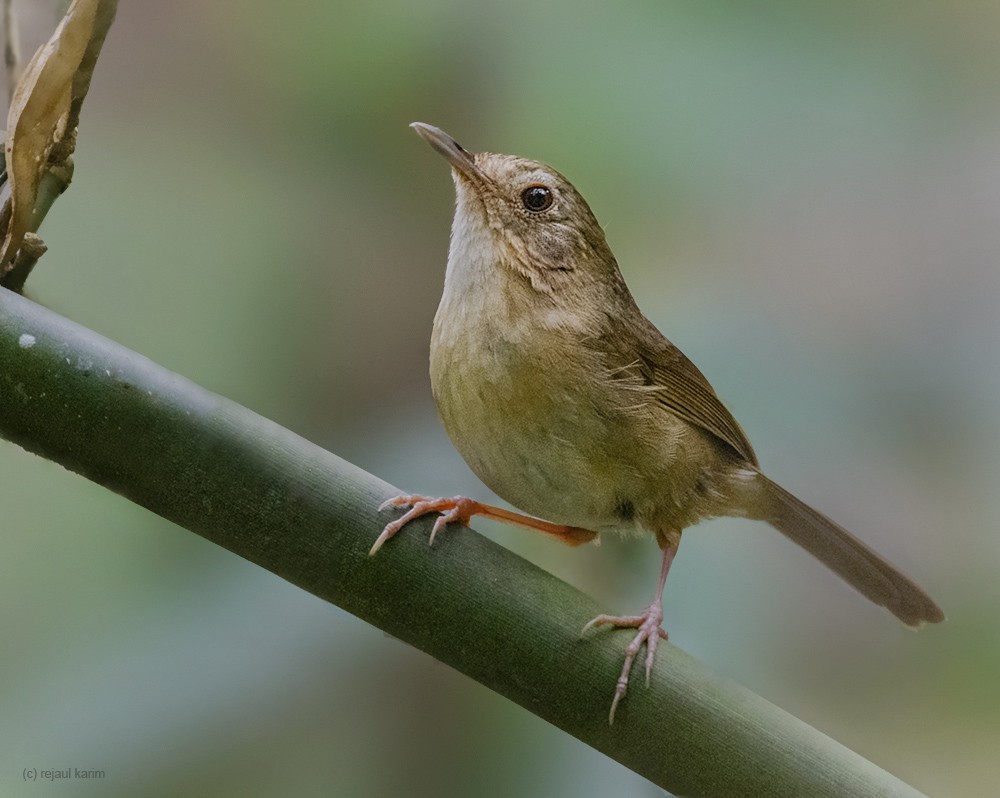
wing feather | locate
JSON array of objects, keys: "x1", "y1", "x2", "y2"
[{"x1": 604, "y1": 306, "x2": 758, "y2": 466}]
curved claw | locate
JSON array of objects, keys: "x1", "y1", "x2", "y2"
[{"x1": 428, "y1": 499, "x2": 476, "y2": 545}]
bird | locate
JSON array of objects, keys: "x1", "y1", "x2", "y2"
[{"x1": 370, "y1": 121, "x2": 945, "y2": 723}]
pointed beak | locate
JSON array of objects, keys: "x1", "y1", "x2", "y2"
[{"x1": 410, "y1": 122, "x2": 486, "y2": 184}]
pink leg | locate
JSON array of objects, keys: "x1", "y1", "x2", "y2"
[
  {"x1": 370, "y1": 494, "x2": 598, "y2": 556},
  {"x1": 582, "y1": 538, "x2": 678, "y2": 724}
]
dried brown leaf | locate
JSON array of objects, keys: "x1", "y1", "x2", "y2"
[{"x1": 0, "y1": 0, "x2": 101, "y2": 269}]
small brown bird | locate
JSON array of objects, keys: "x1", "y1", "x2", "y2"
[{"x1": 372, "y1": 122, "x2": 945, "y2": 723}]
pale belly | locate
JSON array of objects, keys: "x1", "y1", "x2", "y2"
[{"x1": 429, "y1": 319, "x2": 726, "y2": 533}]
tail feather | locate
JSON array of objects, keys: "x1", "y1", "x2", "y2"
[{"x1": 753, "y1": 475, "x2": 945, "y2": 627}]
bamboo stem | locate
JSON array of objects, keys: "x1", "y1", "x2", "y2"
[{"x1": 0, "y1": 288, "x2": 928, "y2": 798}]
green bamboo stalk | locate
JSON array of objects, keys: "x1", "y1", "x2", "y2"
[{"x1": 0, "y1": 287, "x2": 927, "y2": 798}]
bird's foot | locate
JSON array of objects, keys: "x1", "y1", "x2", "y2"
[
  {"x1": 370, "y1": 495, "x2": 478, "y2": 555},
  {"x1": 371, "y1": 494, "x2": 599, "y2": 555},
  {"x1": 582, "y1": 601, "x2": 668, "y2": 725}
]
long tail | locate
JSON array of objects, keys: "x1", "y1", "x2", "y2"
[{"x1": 752, "y1": 474, "x2": 944, "y2": 627}]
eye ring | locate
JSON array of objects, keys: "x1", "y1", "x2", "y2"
[{"x1": 520, "y1": 184, "x2": 553, "y2": 212}]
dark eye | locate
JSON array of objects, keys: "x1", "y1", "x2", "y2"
[{"x1": 521, "y1": 185, "x2": 553, "y2": 212}]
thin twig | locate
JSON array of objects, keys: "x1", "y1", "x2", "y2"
[
  {"x1": 0, "y1": 142, "x2": 73, "y2": 291},
  {"x1": 2, "y1": 0, "x2": 20, "y2": 107}
]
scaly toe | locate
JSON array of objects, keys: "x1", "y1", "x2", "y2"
[
  {"x1": 377, "y1": 494, "x2": 427, "y2": 512},
  {"x1": 581, "y1": 613, "x2": 645, "y2": 636}
]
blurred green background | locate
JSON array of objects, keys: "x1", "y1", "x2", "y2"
[{"x1": 2, "y1": 1, "x2": 998, "y2": 795}]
